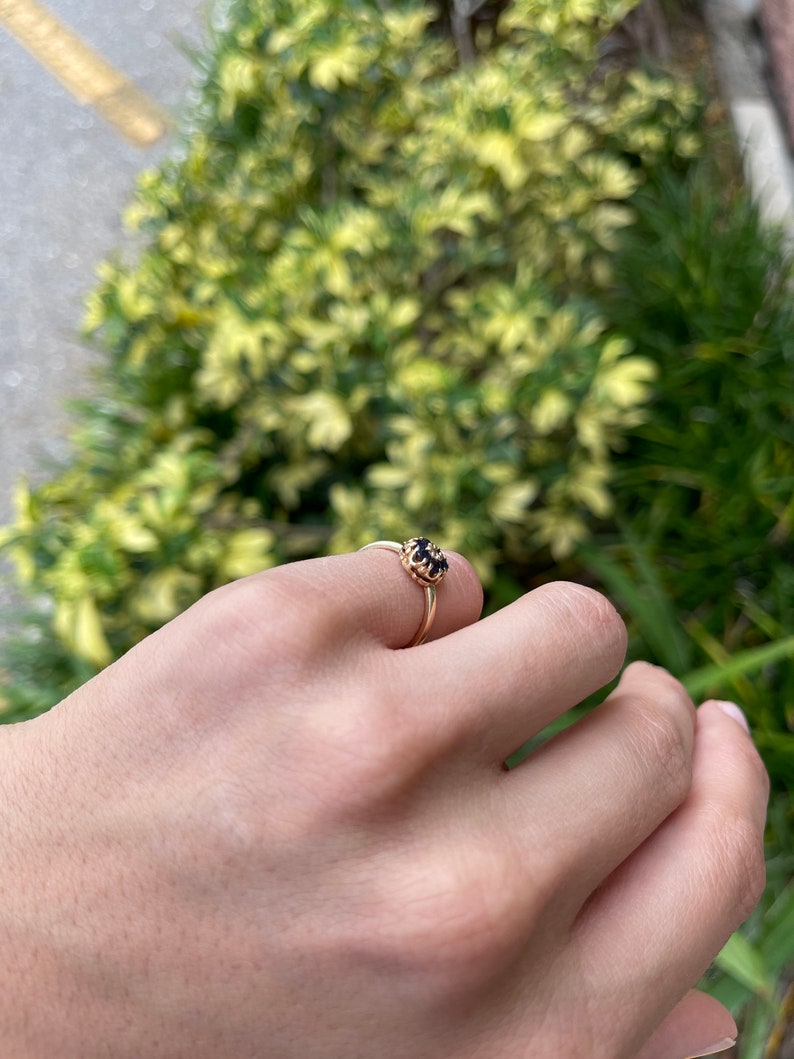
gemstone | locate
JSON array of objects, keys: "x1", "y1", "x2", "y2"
[{"x1": 400, "y1": 537, "x2": 448, "y2": 586}]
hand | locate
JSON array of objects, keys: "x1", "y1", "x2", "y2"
[{"x1": 0, "y1": 550, "x2": 768, "y2": 1057}]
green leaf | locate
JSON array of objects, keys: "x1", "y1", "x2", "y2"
[
  {"x1": 760, "y1": 885, "x2": 794, "y2": 975},
  {"x1": 579, "y1": 542, "x2": 691, "y2": 674},
  {"x1": 683, "y1": 636, "x2": 794, "y2": 700},
  {"x1": 714, "y1": 932, "x2": 775, "y2": 1001}
]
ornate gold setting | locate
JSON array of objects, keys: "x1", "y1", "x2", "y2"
[
  {"x1": 360, "y1": 537, "x2": 448, "y2": 647},
  {"x1": 398, "y1": 537, "x2": 448, "y2": 587}
]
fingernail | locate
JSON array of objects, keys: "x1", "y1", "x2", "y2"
[
  {"x1": 679, "y1": 1036, "x2": 736, "y2": 1058},
  {"x1": 713, "y1": 700, "x2": 751, "y2": 733}
]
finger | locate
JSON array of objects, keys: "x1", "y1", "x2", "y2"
[
  {"x1": 567, "y1": 699, "x2": 769, "y2": 1057},
  {"x1": 491, "y1": 662, "x2": 695, "y2": 918},
  {"x1": 347, "y1": 544, "x2": 484, "y2": 647},
  {"x1": 179, "y1": 545, "x2": 484, "y2": 662},
  {"x1": 635, "y1": 990, "x2": 736, "y2": 1059},
  {"x1": 59, "y1": 546, "x2": 482, "y2": 742},
  {"x1": 402, "y1": 581, "x2": 627, "y2": 764}
]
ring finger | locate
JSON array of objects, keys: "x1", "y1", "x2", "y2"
[{"x1": 492, "y1": 661, "x2": 696, "y2": 921}]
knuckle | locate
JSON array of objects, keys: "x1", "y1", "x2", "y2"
[
  {"x1": 208, "y1": 572, "x2": 305, "y2": 646},
  {"x1": 626, "y1": 662, "x2": 694, "y2": 716},
  {"x1": 191, "y1": 576, "x2": 278, "y2": 654},
  {"x1": 627, "y1": 695, "x2": 693, "y2": 805},
  {"x1": 380, "y1": 847, "x2": 525, "y2": 989},
  {"x1": 190, "y1": 566, "x2": 342, "y2": 673},
  {"x1": 699, "y1": 802, "x2": 767, "y2": 922},
  {"x1": 741, "y1": 735, "x2": 772, "y2": 804},
  {"x1": 544, "y1": 582, "x2": 627, "y2": 656},
  {"x1": 302, "y1": 681, "x2": 431, "y2": 815}
]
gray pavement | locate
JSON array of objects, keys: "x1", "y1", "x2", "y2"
[{"x1": 0, "y1": 0, "x2": 210, "y2": 614}]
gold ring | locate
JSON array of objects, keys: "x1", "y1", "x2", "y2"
[{"x1": 360, "y1": 537, "x2": 448, "y2": 647}]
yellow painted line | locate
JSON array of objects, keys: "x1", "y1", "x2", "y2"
[{"x1": 0, "y1": 0, "x2": 168, "y2": 146}]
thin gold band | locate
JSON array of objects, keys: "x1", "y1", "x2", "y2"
[{"x1": 360, "y1": 538, "x2": 447, "y2": 647}]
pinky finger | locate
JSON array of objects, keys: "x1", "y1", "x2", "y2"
[
  {"x1": 569, "y1": 699, "x2": 769, "y2": 1058},
  {"x1": 634, "y1": 990, "x2": 736, "y2": 1059}
]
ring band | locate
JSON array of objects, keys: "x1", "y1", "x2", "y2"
[{"x1": 360, "y1": 537, "x2": 449, "y2": 647}]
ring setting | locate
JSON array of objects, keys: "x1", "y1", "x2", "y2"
[
  {"x1": 399, "y1": 537, "x2": 448, "y2": 587},
  {"x1": 360, "y1": 537, "x2": 448, "y2": 647}
]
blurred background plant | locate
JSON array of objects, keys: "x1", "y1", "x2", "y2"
[{"x1": 0, "y1": 0, "x2": 791, "y2": 1052}]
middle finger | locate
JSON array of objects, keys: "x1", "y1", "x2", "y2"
[{"x1": 405, "y1": 581, "x2": 627, "y2": 764}]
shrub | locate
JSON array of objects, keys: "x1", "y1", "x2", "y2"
[
  {"x1": 0, "y1": 0, "x2": 701, "y2": 704},
  {"x1": 586, "y1": 166, "x2": 794, "y2": 779}
]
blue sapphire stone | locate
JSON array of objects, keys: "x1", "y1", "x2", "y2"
[
  {"x1": 414, "y1": 537, "x2": 448, "y2": 577},
  {"x1": 401, "y1": 536, "x2": 448, "y2": 586}
]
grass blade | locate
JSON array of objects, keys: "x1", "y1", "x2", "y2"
[
  {"x1": 714, "y1": 932, "x2": 775, "y2": 1001},
  {"x1": 580, "y1": 544, "x2": 691, "y2": 673},
  {"x1": 683, "y1": 636, "x2": 794, "y2": 699}
]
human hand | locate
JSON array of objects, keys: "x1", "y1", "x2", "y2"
[{"x1": 0, "y1": 549, "x2": 768, "y2": 1057}]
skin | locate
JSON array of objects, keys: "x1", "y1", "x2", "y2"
[{"x1": 0, "y1": 549, "x2": 769, "y2": 1058}]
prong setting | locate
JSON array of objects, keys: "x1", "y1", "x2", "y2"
[
  {"x1": 399, "y1": 537, "x2": 448, "y2": 588},
  {"x1": 359, "y1": 537, "x2": 447, "y2": 647}
]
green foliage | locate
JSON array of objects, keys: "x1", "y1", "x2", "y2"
[
  {"x1": 0, "y1": 0, "x2": 792, "y2": 1044},
  {"x1": 577, "y1": 175, "x2": 794, "y2": 1051},
  {"x1": 704, "y1": 796, "x2": 794, "y2": 1057},
  {"x1": 586, "y1": 169, "x2": 794, "y2": 767},
  {"x1": 1, "y1": 0, "x2": 701, "y2": 697}
]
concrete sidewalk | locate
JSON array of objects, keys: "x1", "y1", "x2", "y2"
[{"x1": 0, "y1": 0, "x2": 209, "y2": 615}]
